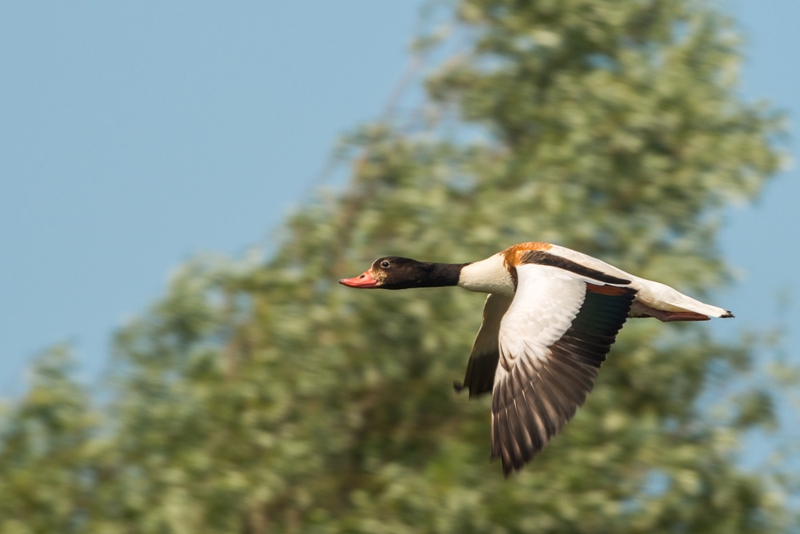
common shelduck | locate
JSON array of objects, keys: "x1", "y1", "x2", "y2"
[{"x1": 339, "y1": 242, "x2": 733, "y2": 475}]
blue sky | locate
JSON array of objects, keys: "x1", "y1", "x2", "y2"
[
  {"x1": 0, "y1": 2, "x2": 421, "y2": 391},
  {"x1": 1, "y1": 0, "x2": 798, "y2": 409},
  {"x1": 719, "y1": 1, "x2": 799, "y2": 362}
]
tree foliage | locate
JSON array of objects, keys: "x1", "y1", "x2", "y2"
[{"x1": 0, "y1": 0, "x2": 792, "y2": 532}]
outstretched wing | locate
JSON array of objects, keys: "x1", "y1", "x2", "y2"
[
  {"x1": 492, "y1": 263, "x2": 636, "y2": 475},
  {"x1": 455, "y1": 293, "x2": 513, "y2": 398}
]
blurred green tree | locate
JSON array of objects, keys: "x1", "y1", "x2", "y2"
[
  {"x1": 0, "y1": 347, "x2": 100, "y2": 533},
  {"x1": 0, "y1": 0, "x2": 792, "y2": 532}
]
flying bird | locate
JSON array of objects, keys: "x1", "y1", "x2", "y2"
[{"x1": 339, "y1": 242, "x2": 733, "y2": 475}]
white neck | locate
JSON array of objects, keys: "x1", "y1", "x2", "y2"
[{"x1": 457, "y1": 254, "x2": 515, "y2": 297}]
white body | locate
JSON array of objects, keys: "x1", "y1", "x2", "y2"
[{"x1": 458, "y1": 244, "x2": 729, "y2": 318}]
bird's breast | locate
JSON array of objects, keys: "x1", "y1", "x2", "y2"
[{"x1": 458, "y1": 254, "x2": 516, "y2": 297}]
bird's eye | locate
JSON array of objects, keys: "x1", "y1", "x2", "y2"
[{"x1": 381, "y1": 260, "x2": 390, "y2": 268}]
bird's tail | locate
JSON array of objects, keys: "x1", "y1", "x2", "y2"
[{"x1": 631, "y1": 278, "x2": 733, "y2": 321}]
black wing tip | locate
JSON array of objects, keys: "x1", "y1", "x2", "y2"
[
  {"x1": 721, "y1": 310, "x2": 735, "y2": 318},
  {"x1": 493, "y1": 430, "x2": 540, "y2": 477},
  {"x1": 454, "y1": 380, "x2": 492, "y2": 397},
  {"x1": 493, "y1": 452, "x2": 516, "y2": 478},
  {"x1": 498, "y1": 453, "x2": 534, "y2": 477}
]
